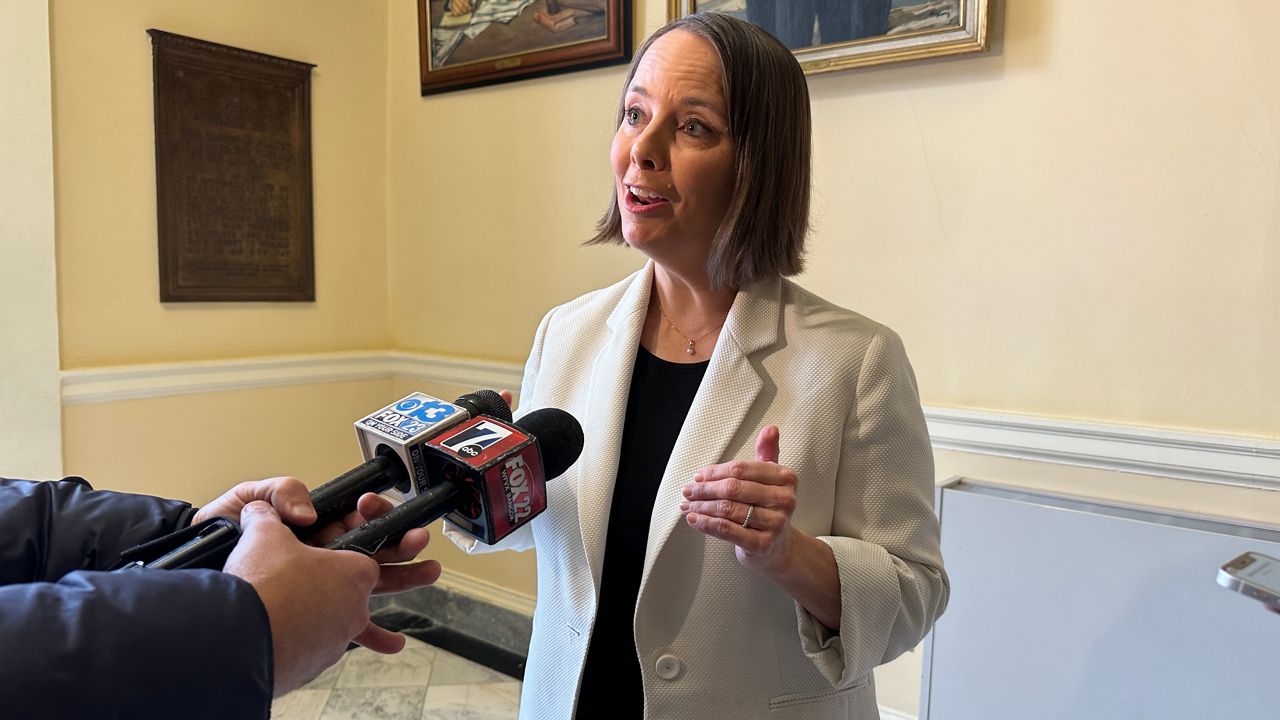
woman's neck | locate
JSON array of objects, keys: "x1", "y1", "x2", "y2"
[{"x1": 640, "y1": 263, "x2": 737, "y2": 362}]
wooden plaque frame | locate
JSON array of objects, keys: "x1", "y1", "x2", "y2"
[{"x1": 149, "y1": 30, "x2": 316, "y2": 302}]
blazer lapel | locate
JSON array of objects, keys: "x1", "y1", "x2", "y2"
[
  {"x1": 639, "y1": 275, "x2": 783, "y2": 592},
  {"x1": 576, "y1": 263, "x2": 654, "y2": 596}
]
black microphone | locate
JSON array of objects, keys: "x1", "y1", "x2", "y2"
[
  {"x1": 303, "y1": 390, "x2": 512, "y2": 535},
  {"x1": 326, "y1": 407, "x2": 583, "y2": 555},
  {"x1": 118, "y1": 391, "x2": 513, "y2": 570}
]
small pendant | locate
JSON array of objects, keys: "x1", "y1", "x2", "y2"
[{"x1": 686, "y1": 342, "x2": 695, "y2": 355}]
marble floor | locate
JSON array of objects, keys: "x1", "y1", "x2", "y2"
[{"x1": 272, "y1": 636, "x2": 521, "y2": 720}]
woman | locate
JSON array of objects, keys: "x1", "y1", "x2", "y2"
[{"x1": 447, "y1": 12, "x2": 947, "y2": 719}]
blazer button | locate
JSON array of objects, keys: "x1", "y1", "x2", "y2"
[{"x1": 654, "y1": 654, "x2": 682, "y2": 680}]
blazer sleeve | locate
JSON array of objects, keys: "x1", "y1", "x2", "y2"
[
  {"x1": 442, "y1": 305, "x2": 555, "y2": 556},
  {"x1": 794, "y1": 329, "x2": 950, "y2": 685},
  {"x1": 0, "y1": 477, "x2": 196, "y2": 583}
]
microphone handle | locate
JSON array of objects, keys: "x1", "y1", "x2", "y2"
[
  {"x1": 299, "y1": 453, "x2": 406, "y2": 541},
  {"x1": 325, "y1": 479, "x2": 464, "y2": 556}
]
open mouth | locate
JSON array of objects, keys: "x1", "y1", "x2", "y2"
[{"x1": 627, "y1": 185, "x2": 668, "y2": 206}]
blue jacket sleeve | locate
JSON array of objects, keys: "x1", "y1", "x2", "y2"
[
  {"x1": 0, "y1": 477, "x2": 197, "y2": 582},
  {"x1": 0, "y1": 479, "x2": 274, "y2": 719}
]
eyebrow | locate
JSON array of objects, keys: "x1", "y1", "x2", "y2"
[{"x1": 628, "y1": 84, "x2": 724, "y2": 114}]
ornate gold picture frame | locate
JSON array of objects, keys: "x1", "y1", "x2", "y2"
[
  {"x1": 668, "y1": 0, "x2": 989, "y2": 74},
  {"x1": 418, "y1": 0, "x2": 632, "y2": 95}
]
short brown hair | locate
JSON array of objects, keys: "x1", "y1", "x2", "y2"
[{"x1": 586, "y1": 12, "x2": 811, "y2": 290}]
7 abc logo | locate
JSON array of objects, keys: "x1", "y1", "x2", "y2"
[{"x1": 440, "y1": 421, "x2": 512, "y2": 458}]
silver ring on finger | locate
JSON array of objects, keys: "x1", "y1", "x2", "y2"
[{"x1": 742, "y1": 504, "x2": 754, "y2": 529}]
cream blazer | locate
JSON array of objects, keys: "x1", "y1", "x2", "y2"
[{"x1": 447, "y1": 262, "x2": 948, "y2": 719}]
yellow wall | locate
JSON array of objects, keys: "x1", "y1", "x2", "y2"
[
  {"x1": 62, "y1": 379, "x2": 393, "y2": 505},
  {"x1": 52, "y1": 0, "x2": 391, "y2": 369},
  {"x1": 1, "y1": 0, "x2": 62, "y2": 478},
  {"x1": 387, "y1": 0, "x2": 1280, "y2": 438},
  {"x1": 385, "y1": 0, "x2": 651, "y2": 363}
]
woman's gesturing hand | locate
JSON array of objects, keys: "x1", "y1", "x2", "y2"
[{"x1": 681, "y1": 425, "x2": 799, "y2": 575}]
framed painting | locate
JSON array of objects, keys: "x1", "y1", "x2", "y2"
[
  {"x1": 668, "y1": 0, "x2": 989, "y2": 74},
  {"x1": 418, "y1": 0, "x2": 632, "y2": 95}
]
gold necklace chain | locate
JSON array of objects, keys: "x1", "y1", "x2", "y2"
[{"x1": 656, "y1": 298, "x2": 723, "y2": 356}]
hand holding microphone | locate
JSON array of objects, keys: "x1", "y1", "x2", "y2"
[{"x1": 125, "y1": 390, "x2": 581, "y2": 568}]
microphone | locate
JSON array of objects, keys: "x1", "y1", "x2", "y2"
[
  {"x1": 304, "y1": 391, "x2": 512, "y2": 534},
  {"x1": 326, "y1": 407, "x2": 583, "y2": 555},
  {"x1": 117, "y1": 391, "x2": 537, "y2": 571}
]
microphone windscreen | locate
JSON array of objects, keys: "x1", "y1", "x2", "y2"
[
  {"x1": 454, "y1": 390, "x2": 513, "y2": 423},
  {"x1": 515, "y1": 408, "x2": 584, "y2": 480}
]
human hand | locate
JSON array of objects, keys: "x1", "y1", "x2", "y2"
[
  {"x1": 499, "y1": 389, "x2": 514, "y2": 409},
  {"x1": 223, "y1": 501, "x2": 381, "y2": 697},
  {"x1": 449, "y1": 0, "x2": 472, "y2": 16},
  {"x1": 305, "y1": 492, "x2": 445, "y2": 651},
  {"x1": 681, "y1": 425, "x2": 799, "y2": 575},
  {"x1": 193, "y1": 476, "x2": 316, "y2": 529}
]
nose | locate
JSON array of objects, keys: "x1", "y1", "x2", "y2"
[{"x1": 630, "y1": 121, "x2": 669, "y2": 172}]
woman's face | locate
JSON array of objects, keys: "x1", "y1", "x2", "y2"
[{"x1": 610, "y1": 30, "x2": 735, "y2": 274}]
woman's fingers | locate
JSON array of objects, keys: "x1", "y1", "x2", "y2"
[
  {"x1": 683, "y1": 476, "x2": 796, "y2": 513},
  {"x1": 680, "y1": 498, "x2": 777, "y2": 531},
  {"x1": 684, "y1": 510, "x2": 775, "y2": 554},
  {"x1": 696, "y1": 458, "x2": 797, "y2": 488}
]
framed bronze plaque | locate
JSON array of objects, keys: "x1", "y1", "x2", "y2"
[{"x1": 149, "y1": 30, "x2": 316, "y2": 302}]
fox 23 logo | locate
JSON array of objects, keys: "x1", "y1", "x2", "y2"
[{"x1": 440, "y1": 421, "x2": 512, "y2": 458}]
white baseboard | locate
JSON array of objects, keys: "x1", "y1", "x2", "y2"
[
  {"x1": 433, "y1": 567, "x2": 536, "y2": 617},
  {"x1": 62, "y1": 352, "x2": 1280, "y2": 491},
  {"x1": 878, "y1": 708, "x2": 916, "y2": 720}
]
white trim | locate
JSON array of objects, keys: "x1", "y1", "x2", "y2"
[
  {"x1": 878, "y1": 708, "x2": 916, "y2": 720},
  {"x1": 387, "y1": 351, "x2": 524, "y2": 392},
  {"x1": 926, "y1": 406, "x2": 1280, "y2": 491},
  {"x1": 433, "y1": 567, "x2": 536, "y2": 617},
  {"x1": 60, "y1": 352, "x2": 394, "y2": 405},
  {"x1": 59, "y1": 350, "x2": 523, "y2": 405},
  {"x1": 61, "y1": 353, "x2": 1280, "y2": 491}
]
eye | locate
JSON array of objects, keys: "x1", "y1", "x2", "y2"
[
  {"x1": 683, "y1": 119, "x2": 710, "y2": 137},
  {"x1": 624, "y1": 107, "x2": 643, "y2": 125}
]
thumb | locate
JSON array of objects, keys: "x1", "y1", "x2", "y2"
[
  {"x1": 238, "y1": 500, "x2": 284, "y2": 536},
  {"x1": 756, "y1": 425, "x2": 780, "y2": 464}
]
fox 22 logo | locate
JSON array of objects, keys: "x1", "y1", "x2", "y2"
[{"x1": 441, "y1": 421, "x2": 512, "y2": 458}]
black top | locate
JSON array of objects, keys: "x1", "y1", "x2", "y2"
[{"x1": 576, "y1": 347, "x2": 709, "y2": 718}]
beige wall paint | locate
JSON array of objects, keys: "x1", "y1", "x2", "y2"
[
  {"x1": 387, "y1": 1, "x2": 1280, "y2": 439},
  {"x1": 62, "y1": 378, "x2": 393, "y2": 504},
  {"x1": 51, "y1": 0, "x2": 391, "y2": 369},
  {"x1": 1, "y1": 1, "x2": 63, "y2": 478},
  {"x1": 799, "y1": 1, "x2": 1280, "y2": 438},
  {"x1": 384, "y1": 0, "x2": 652, "y2": 363}
]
